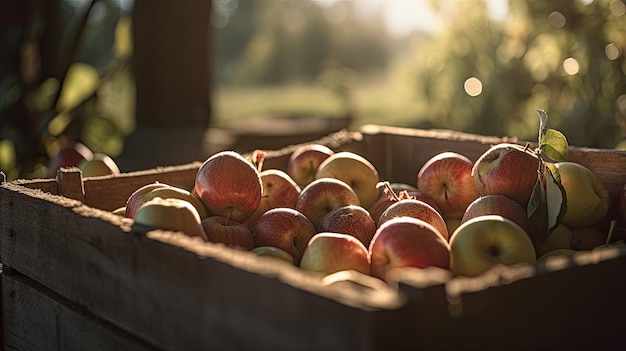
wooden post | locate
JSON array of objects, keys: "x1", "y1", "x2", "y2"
[{"x1": 118, "y1": 0, "x2": 214, "y2": 172}]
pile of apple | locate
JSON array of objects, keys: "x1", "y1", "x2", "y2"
[
  {"x1": 119, "y1": 116, "x2": 626, "y2": 284},
  {"x1": 47, "y1": 140, "x2": 121, "y2": 178}
]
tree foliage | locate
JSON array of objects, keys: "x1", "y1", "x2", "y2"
[{"x1": 408, "y1": 0, "x2": 626, "y2": 147}]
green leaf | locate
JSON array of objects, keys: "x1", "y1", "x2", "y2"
[
  {"x1": 526, "y1": 176, "x2": 544, "y2": 220},
  {"x1": 545, "y1": 166, "x2": 566, "y2": 231},
  {"x1": 539, "y1": 128, "x2": 568, "y2": 161}
]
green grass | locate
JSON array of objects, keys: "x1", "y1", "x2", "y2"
[{"x1": 211, "y1": 77, "x2": 430, "y2": 130}]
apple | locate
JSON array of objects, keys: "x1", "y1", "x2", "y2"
[
  {"x1": 461, "y1": 194, "x2": 530, "y2": 233},
  {"x1": 472, "y1": 143, "x2": 542, "y2": 208},
  {"x1": 445, "y1": 216, "x2": 462, "y2": 237},
  {"x1": 449, "y1": 215, "x2": 537, "y2": 277},
  {"x1": 112, "y1": 206, "x2": 126, "y2": 216},
  {"x1": 536, "y1": 248, "x2": 578, "y2": 264},
  {"x1": 569, "y1": 225, "x2": 608, "y2": 250},
  {"x1": 368, "y1": 182, "x2": 440, "y2": 226},
  {"x1": 251, "y1": 246, "x2": 296, "y2": 265},
  {"x1": 133, "y1": 197, "x2": 207, "y2": 240},
  {"x1": 47, "y1": 140, "x2": 94, "y2": 178},
  {"x1": 194, "y1": 151, "x2": 262, "y2": 223},
  {"x1": 618, "y1": 185, "x2": 626, "y2": 222},
  {"x1": 369, "y1": 217, "x2": 450, "y2": 281},
  {"x1": 125, "y1": 184, "x2": 208, "y2": 219},
  {"x1": 315, "y1": 151, "x2": 380, "y2": 209},
  {"x1": 78, "y1": 153, "x2": 120, "y2": 177},
  {"x1": 533, "y1": 223, "x2": 573, "y2": 258},
  {"x1": 125, "y1": 182, "x2": 171, "y2": 218},
  {"x1": 201, "y1": 215, "x2": 255, "y2": 250},
  {"x1": 243, "y1": 169, "x2": 301, "y2": 229},
  {"x1": 417, "y1": 151, "x2": 479, "y2": 218},
  {"x1": 252, "y1": 207, "x2": 317, "y2": 264},
  {"x1": 389, "y1": 183, "x2": 419, "y2": 193},
  {"x1": 295, "y1": 177, "x2": 361, "y2": 230},
  {"x1": 377, "y1": 199, "x2": 449, "y2": 241},
  {"x1": 300, "y1": 232, "x2": 371, "y2": 276},
  {"x1": 554, "y1": 161, "x2": 610, "y2": 228},
  {"x1": 318, "y1": 205, "x2": 377, "y2": 247},
  {"x1": 287, "y1": 144, "x2": 335, "y2": 187}
]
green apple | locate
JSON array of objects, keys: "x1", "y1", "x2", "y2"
[
  {"x1": 449, "y1": 215, "x2": 537, "y2": 277},
  {"x1": 554, "y1": 161, "x2": 610, "y2": 228}
]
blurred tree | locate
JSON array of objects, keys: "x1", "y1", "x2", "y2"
[
  {"x1": 214, "y1": 0, "x2": 392, "y2": 86},
  {"x1": 409, "y1": 0, "x2": 626, "y2": 148}
]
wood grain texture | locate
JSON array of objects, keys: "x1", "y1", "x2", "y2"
[
  {"x1": 0, "y1": 183, "x2": 402, "y2": 350},
  {"x1": 1, "y1": 270, "x2": 157, "y2": 351},
  {"x1": 1, "y1": 124, "x2": 625, "y2": 349}
]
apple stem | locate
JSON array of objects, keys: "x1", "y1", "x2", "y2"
[
  {"x1": 377, "y1": 181, "x2": 401, "y2": 202},
  {"x1": 252, "y1": 149, "x2": 266, "y2": 172},
  {"x1": 605, "y1": 220, "x2": 617, "y2": 246}
]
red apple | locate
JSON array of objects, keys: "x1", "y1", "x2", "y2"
[
  {"x1": 472, "y1": 143, "x2": 542, "y2": 208},
  {"x1": 125, "y1": 184, "x2": 208, "y2": 219},
  {"x1": 369, "y1": 217, "x2": 450, "y2": 281},
  {"x1": 461, "y1": 194, "x2": 530, "y2": 233},
  {"x1": 368, "y1": 182, "x2": 440, "y2": 226},
  {"x1": 243, "y1": 169, "x2": 301, "y2": 229},
  {"x1": 318, "y1": 205, "x2": 377, "y2": 247},
  {"x1": 252, "y1": 207, "x2": 317, "y2": 264},
  {"x1": 78, "y1": 153, "x2": 120, "y2": 177},
  {"x1": 47, "y1": 141, "x2": 94, "y2": 178},
  {"x1": 125, "y1": 182, "x2": 171, "y2": 218},
  {"x1": 295, "y1": 177, "x2": 361, "y2": 230},
  {"x1": 133, "y1": 197, "x2": 207, "y2": 240},
  {"x1": 315, "y1": 151, "x2": 381, "y2": 209},
  {"x1": 300, "y1": 232, "x2": 371, "y2": 276},
  {"x1": 194, "y1": 151, "x2": 262, "y2": 223},
  {"x1": 377, "y1": 199, "x2": 449, "y2": 241},
  {"x1": 417, "y1": 151, "x2": 480, "y2": 218},
  {"x1": 287, "y1": 144, "x2": 335, "y2": 187},
  {"x1": 201, "y1": 215, "x2": 255, "y2": 250}
]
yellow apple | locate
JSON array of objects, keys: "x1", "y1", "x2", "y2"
[
  {"x1": 554, "y1": 161, "x2": 610, "y2": 228},
  {"x1": 315, "y1": 151, "x2": 380, "y2": 209},
  {"x1": 133, "y1": 197, "x2": 207, "y2": 240},
  {"x1": 78, "y1": 153, "x2": 120, "y2": 177},
  {"x1": 449, "y1": 215, "x2": 537, "y2": 277},
  {"x1": 533, "y1": 224, "x2": 573, "y2": 258},
  {"x1": 251, "y1": 246, "x2": 295, "y2": 265}
]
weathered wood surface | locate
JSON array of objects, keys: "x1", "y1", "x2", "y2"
[
  {"x1": 1, "y1": 269, "x2": 157, "y2": 351},
  {"x1": 1, "y1": 124, "x2": 625, "y2": 349},
  {"x1": 0, "y1": 182, "x2": 403, "y2": 350}
]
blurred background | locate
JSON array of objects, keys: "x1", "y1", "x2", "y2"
[{"x1": 1, "y1": 0, "x2": 625, "y2": 180}]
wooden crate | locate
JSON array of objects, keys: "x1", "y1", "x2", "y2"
[{"x1": 1, "y1": 125, "x2": 625, "y2": 350}]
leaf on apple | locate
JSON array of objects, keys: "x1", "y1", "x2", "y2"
[
  {"x1": 536, "y1": 109, "x2": 568, "y2": 162},
  {"x1": 545, "y1": 166, "x2": 566, "y2": 231},
  {"x1": 527, "y1": 173, "x2": 548, "y2": 242}
]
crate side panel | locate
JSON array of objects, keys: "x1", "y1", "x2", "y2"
[
  {"x1": 0, "y1": 184, "x2": 377, "y2": 350},
  {"x1": 1, "y1": 271, "x2": 156, "y2": 351},
  {"x1": 82, "y1": 163, "x2": 202, "y2": 211}
]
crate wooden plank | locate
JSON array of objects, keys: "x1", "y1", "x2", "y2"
[
  {"x1": 0, "y1": 183, "x2": 403, "y2": 350},
  {"x1": 1, "y1": 269, "x2": 157, "y2": 351},
  {"x1": 1, "y1": 124, "x2": 624, "y2": 349},
  {"x1": 388, "y1": 246, "x2": 626, "y2": 349},
  {"x1": 361, "y1": 124, "x2": 626, "y2": 197}
]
